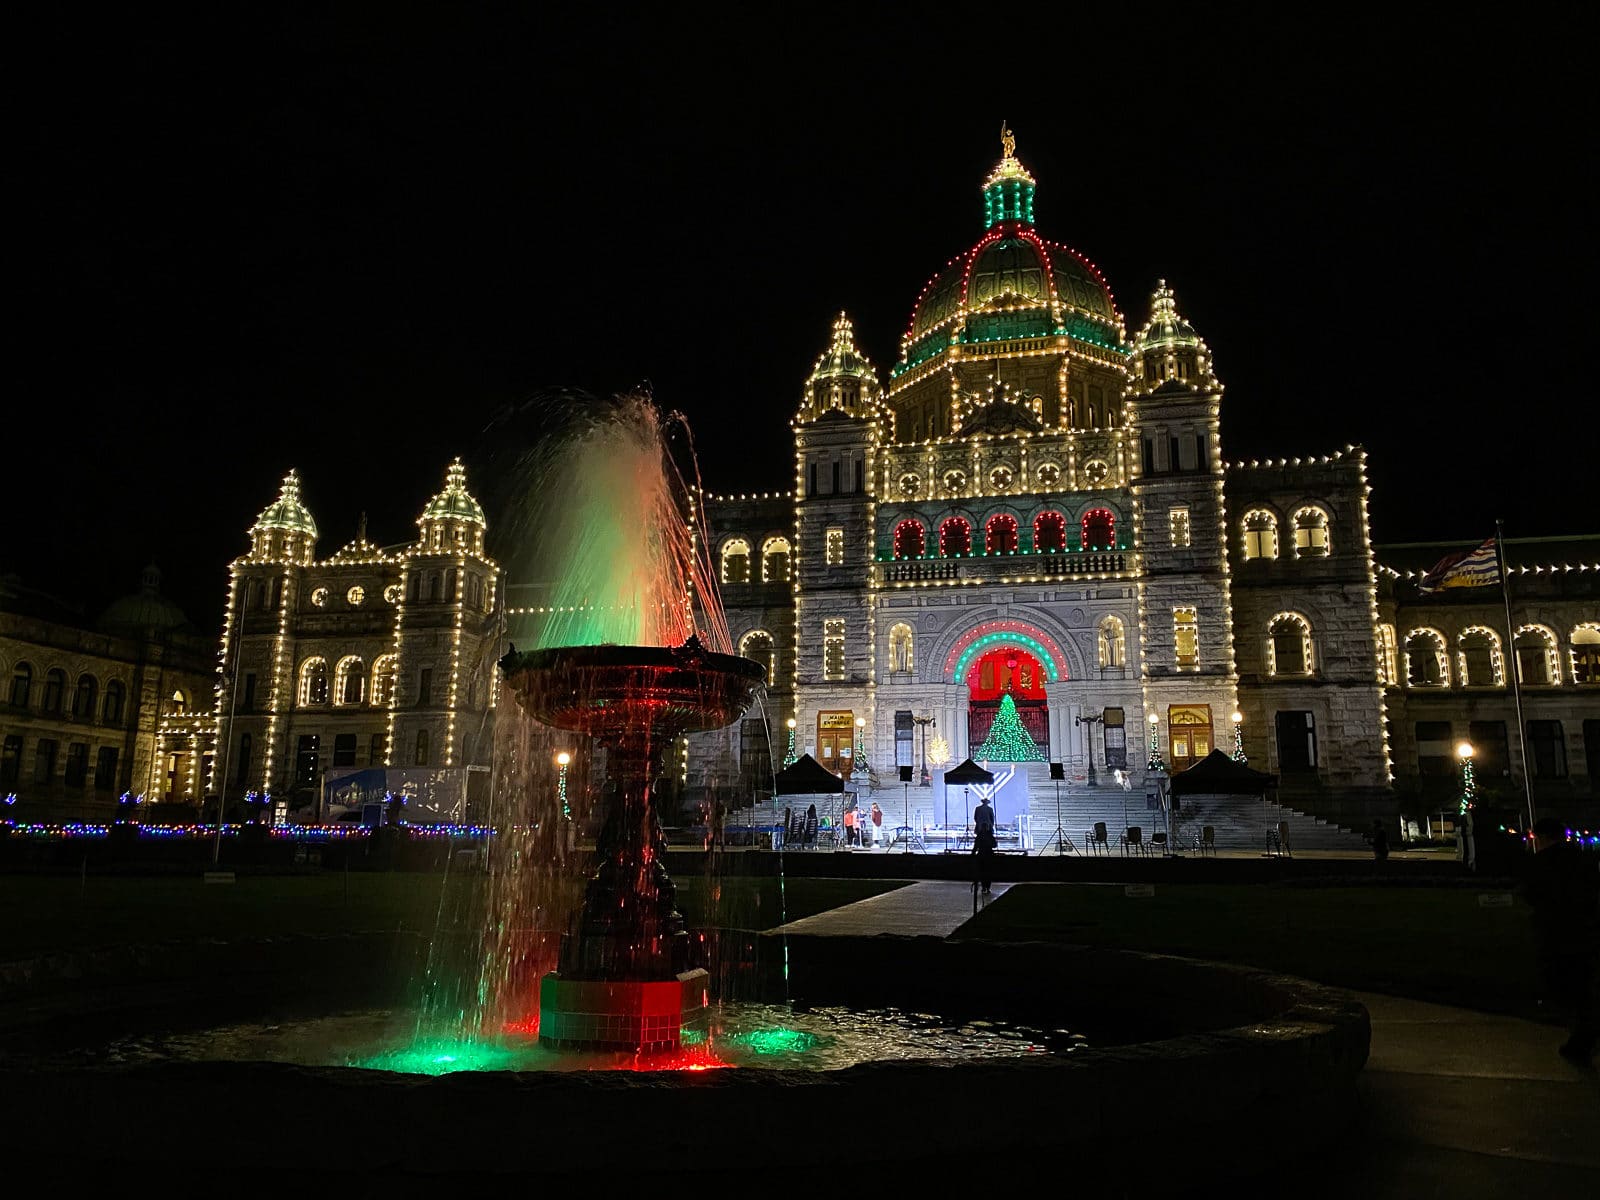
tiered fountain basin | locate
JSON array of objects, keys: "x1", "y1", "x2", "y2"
[{"x1": 499, "y1": 641, "x2": 765, "y2": 1053}]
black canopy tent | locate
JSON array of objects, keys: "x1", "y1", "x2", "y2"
[
  {"x1": 940, "y1": 758, "x2": 995, "y2": 847},
  {"x1": 774, "y1": 754, "x2": 845, "y2": 846},
  {"x1": 1168, "y1": 750, "x2": 1277, "y2": 797}
]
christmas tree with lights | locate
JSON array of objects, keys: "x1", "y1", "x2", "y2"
[{"x1": 975, "y1": 693, "x2": 1045, "y2": 762}]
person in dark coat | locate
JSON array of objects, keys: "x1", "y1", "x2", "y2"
[
  {"x1": 1369, "y1": 819, "x2": 1390, "y2": 861},
  {"x1": 972, "y1": 797, "x2": 997, "y2": 896},
  {"x1": 1523, "y1": 817, "x2": 1599, "y2": 1065}
]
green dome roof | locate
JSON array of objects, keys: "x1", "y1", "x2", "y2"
[
  {"x1": 420, "y1": 458, "x2": 485, "y2": 527},
  {"x1": 807, "y1": 313, "x2": 877, "y2": 384},
  {"x1": 98, "y1": 565, "x2": 190, "y2": 635},
  {"x1": 1134, "y1": 280, "x2": 1201, "y2": 351},
  {"x1": 253, "y1": 469, "x2": 318, "y2": 538}
]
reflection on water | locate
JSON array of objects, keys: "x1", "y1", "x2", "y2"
[{"x1": 76, "y1": 1003, "x2": 1089, "y2": 1074}]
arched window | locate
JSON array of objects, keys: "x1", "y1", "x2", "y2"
[
  {"x1": 1457, "y1": 627, "x2": 1503, "y2": 687},
  {"x1": 761, "y1": 537, "x2": 791, "y2": 582},
  {"x1": 102, "y1": 680, "x2": 126, "y2": 725},
  {"x1": 1081, "y1": 508, "x2": 1115, "y2": 551},
  {"x1": 1292, "y1": 507, "x2": 1331, "y2": 557},
  {"x1": 42, "y1": 668, "x2": 65, "y2": 713},
  {"x1": 299, "y1": 658, "x2": 329, "y2": 706},
  {"x1": 892, "y1": 520, "x2": 925, "y2": 560},
  {"x1": 1404, "y1": 629, "x2": 1449, "y2": 687},
  {"x1": 738, "y1": 630, "x2": 776, "y2": 684},
  {"x1": 1242, "y1": 510, "x2": 1279, "y2": 561},
  {"x1": 1376, "y1": 624, "x2": 1398, "y2": 686},
  {"x1": 985, "y1": 514, "x2": 1019, "y2": 554},
  {"x1": 1267, "y1": 613, "x2": 1314, "y2": 676},
  {"x1": 889, "y1": 623, "x2": 914, "y2": 674},
  {"x1": 335, "y1": 656, "x2": 366, "y2": 705},
  {"x1": 1033, "y1": 511, "x2": 1066, "y2": 552},
  {"x1": 414, "y1": 729, "x2": 430, "y2": 766},
  {"x1": 371, "y1": 655, "x2": 399, "y2": 707},
  {"x1": 1098, "y1": 615, "x2": 1126, "y2": 669},
  {"x1": 9, "y1": 662, "x2": 32, "y2": 708},
  {"x1": 720, "y1": 538, "x2": 751, "y2": 584},
  {"x1": 72, "y1": 675, "x2": 97, "y2": 720},
  {"x1": 1513, "y1": 625, "x2": 1559, "y2": 686},
  {"x1": 1573, "y1": 623, "x2": 1600, "y2": 685},
  {"x1": 939, "y1": 517, "x2": 971, "y2": 557}
]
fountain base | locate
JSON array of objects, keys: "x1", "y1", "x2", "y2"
[{"x1": 538, "y1": 968, "x2": 711, "y2": 1053}]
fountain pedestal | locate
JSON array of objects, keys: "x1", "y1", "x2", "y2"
[{"x1": 500, "y1": 641, "x2": 763, "y2": 1054}]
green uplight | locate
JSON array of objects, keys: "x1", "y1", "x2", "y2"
[
  {"x1": 729, "y1": 1027, "x2": 818, "y2": 1056},
  {"x1": 679, "y1": 1027, "x2": 707, "y2": 1047},
  {"x1": 353, "y1": 1039, "x2": 524, "y2": 1075}
]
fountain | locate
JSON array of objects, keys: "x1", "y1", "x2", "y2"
[{"x1": 499, "y1": 639, "x2": 762, "y2": 1051}]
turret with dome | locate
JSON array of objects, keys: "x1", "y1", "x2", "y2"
[{"x1": 797, "y1": 312, "x2": 882, "y2": 426}]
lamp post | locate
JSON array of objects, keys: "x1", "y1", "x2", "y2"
[
  {"x1": 783, "y1": 717, "x2": 797, "y2": 767},
  {"x1": 854, "y1": 716, "x2": 869, "y2": 775},
  {"x1": 1075, "y1": 711, "x2": 1105, "y2": 786},
  {"x1": 1457, "y1": 740, "x2": 1477, "y2": 871},
  {"x1": 1231, "y1": 710, "x2": 1247, "y2": 764},
  {"x1": 913, "y1": 714, "x2": 935, "y2": 787}
]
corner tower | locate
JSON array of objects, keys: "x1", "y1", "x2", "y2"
[{"x1": 792, "y1": 314, "x2": 881, "y2": 773}]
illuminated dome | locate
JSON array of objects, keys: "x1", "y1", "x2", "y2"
[
  {"x1": 797, "y1": 312, "x2": 882, "y2": 424},
  {"x1": 1129, "y1": 281, "x2": 1218, "y2": 393},
  {"x1": 253, "y1": 469, "x2": 318, "y2": 538},
  {"x1": 420, "y1": 458, "x2": 486, "y2": 527},
  {"x1": 900, "y1": 137, "x2": 1122, "y2": 372}
]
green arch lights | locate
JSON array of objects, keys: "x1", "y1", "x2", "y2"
[{"x1": 952, "y1": 632, "x2": 1061, "y2": 685}]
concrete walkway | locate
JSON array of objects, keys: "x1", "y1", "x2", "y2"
[{"x1": 775, "y1": 880, "x2": 1010, "y2": 937}]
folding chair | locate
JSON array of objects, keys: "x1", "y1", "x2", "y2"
[
  {"x1": 1084, "y1": 821, "x2": 1109, "y2": 856},
  {"x1": 1121, "y1": 826, "x2": 1144, "y2": 856}
]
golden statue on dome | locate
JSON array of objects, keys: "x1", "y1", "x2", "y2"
[{"x1": 1001, "y1": 121, "x2": 1016, "y2": 159}]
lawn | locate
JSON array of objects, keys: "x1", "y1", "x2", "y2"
[
  {"x1": 0, "y1": 871, "x2": 904, "y2": 961},
  {"x1": 958, "y1": 882, "x2": 1544, "y2": 1016}
]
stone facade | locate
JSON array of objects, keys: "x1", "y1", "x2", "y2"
[{"x1": 0, "y1": 569, "x2": 213, "y2": 819}]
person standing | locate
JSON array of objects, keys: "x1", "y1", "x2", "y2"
[
  {"x1": 842, "y1": 800, "x2": 858, "y2": 847},
  {"x1": 972, "y1": 796, "x2": 997, "y2": 895},
  {"x1": 1523, "y1": 817, "x2": 1599, "y2": 1065},
  {"x1": 870, "y1": 801, "x2": 885, "y2": 849}
]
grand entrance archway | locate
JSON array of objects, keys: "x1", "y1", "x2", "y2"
[{"x1": 966, "y1": 647, "x2": 1049, "y2": 754}]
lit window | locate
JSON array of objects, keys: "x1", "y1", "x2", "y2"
[
  {"x1": 1572, "y1": 623, "x2": 1600, "y2": 685},
  {"x1": 1169, "y1": 506, "x2": 1191, "y2": 548},
  {"x1": 298, "y1": 658, "x2": 329, "y2": 706},
  {"x1": 1376, "y1": 624, "x2": 1398, "y2": 685},
  {"x1": 825, "y1": 528, "x2": 844, "y2": 566},
  {"x1": 761, "y1": 536, "x2": 791, "y2": 582},
  {"x1": 985, "y1": 514, "x2": 1019, "y2": 554},
  {"x1": 311, "y1": 587, "x2": 329, "y2": 607},
  {"x1": 346, "y1": 586, "x2": 365, "y2": 606},
  {"x1": 824, "y1": 619, "x2": 845, "y2": 680},
  {"x1": 1267, "y1": 613, "x2": 1313, "y2": 676},
  {"x1": 1174, "y1": 607, "x2": 1198, "y2": 668},
  {"x1": 1293, "y1": 507, "x2": 1330, "y2": 557},
  {"x1": 1457, "y1": 627, "x2": 1503, "y2": 687},
  {"x1": 335, "y1": 656, "x2": 366, "y2": 705},
  {"x1": 739, "y1": 630, "x2": 777, "y2": 684},
  {"x1": 939, "y1": 518, "x2": 971, "y2": 557},
  {"x1": 1404, "y1": 629, "x2": 1450, "y2": 687},
  {"x1": 1081, "y1": 508, "x2": 1115, "y2": 551},
  {"x1": 371, "y1": 655, "x2": 398, "y2": 707},
  {"x1": 720, "y1": 538, "x2": 751, "y2": 584},
  {"x1": 1242, "y1": 510, "x2": 1278, "y2": 561},
  {"x1": 1513, "y1": 625, "x2": 1558, "y2": 686},
  {"x1": 889, "y1": 623, "x2": 914, "y2": 674},
  {"x1": 1033, "y1": 511, "x2": 1066, "y2": 553},
  {"x1": 893, "y1": 520, "x2": 925, "y2": 560}
]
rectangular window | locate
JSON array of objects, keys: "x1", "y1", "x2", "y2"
[
  {"x1": 95, "y1": 745, "x2": 118, "y2": 789},
  {"x1": 370, "y1": 733, "x2": 385, "y2": 766},
  {"x1": 236, "y1": 733, "x2": 252, "y2": 784},
  {"x1": 295, "y1": 734, "x2": 320, "y2": 790},
  {"x1": 242, "y1": 673, "x2": 257, "y2": 711},
  {"x1": 333, "y1": 733, "x2": 357, "y2": 767},
  {"x1": 1415, "y1": 720, "x2": 1454, "y2": 777},
  {"x1": 418, "y1": 668, "x2": 433, "y2": 706},
  {"x1": 825, "y1": 527, "x2": 844, "y2": 566},
  {"x1": 1527, "y1": 720, "x2": 1566, "y2": 778},
  {"x1": 1, "y1": 736, "x2": 22, "y2": 786},
  {"x1": 64, "y1": 743, "x2": 89, "y2": 788},
  {"x1": 824, "y1": 619, "x2": 845, "y2": 680},
  {"x1": 1173, "y1": 607, "x2": 1198, "y2": 668},
  {"x1": 1195, "y1": 434, "x2": 1207, "y2": 469},
  {"x1": 1275, "y1": 711, "x2": 1318, "y2": 771},
  {"x1": 807, "y1": 463, "x2": 817, "y2": 496},
  {"x1": 34, "y1": 738, "x2": 58, "y2": 785},
  {"x1": 831, "y1": 460, "x2": 841, "y2": 494},
  {"x1": 1169, "y1": 436, "x2": 1181, "y2": 473},
  {"x1": 1178, "y1": 435, "x2": 1197, "y2": 472},
  {"x1": 1169, "y1": 506, "x2": 1191, "y2": 548},
  {"x1": 1142, "y1": 438, "x2": 1155, "y2": 475},
  {"x1": 1468, "y1": 720, "x2": 1510, "y2": 779},
  {"x1": 855, "y1": 458, "x2": 864, "y2": 493},
  {"x1": 894, "y1": 710, "x2": 914, "y2": 768},
  {"x1": 414, "y1": 730, "x2": 430, "y2": 766}
]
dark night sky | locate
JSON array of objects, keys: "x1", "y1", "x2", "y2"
[{"x1": 15, "y1": 8, "x2": 1594, "y2": 631}]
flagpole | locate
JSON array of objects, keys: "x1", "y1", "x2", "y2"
[{"x1": 1495, "y1": 520, "x2": 1536, "y2": 831}]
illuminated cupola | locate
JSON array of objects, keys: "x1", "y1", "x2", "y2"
[
  {"x1": 797, "y1": 312, "x2": 882, "y2": 425},
  {"x1": 418, "y1": 457, "x2": 487, "y2": 554},
  {"x1": 1129, "y1": 281, "x2": 1220, "y2": 395},
  {"x1": 982, "y1": 122, "x2": 1036, "y2": 229},
  {"x1": 249, "y1": 469, "x2": 318, "y2": 563}
]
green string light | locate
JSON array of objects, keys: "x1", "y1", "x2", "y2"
[{"x1": 975, "y1": 693, "x2": 1045, "y2": 762}]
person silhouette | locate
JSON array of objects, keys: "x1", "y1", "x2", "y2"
[{"x1": 973, "y1": 796, "x2": 997, "y2": 895}]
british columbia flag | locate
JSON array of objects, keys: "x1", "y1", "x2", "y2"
[{"x1": 1419, "y1": 538, "x2": 1500, "y2": 592}]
